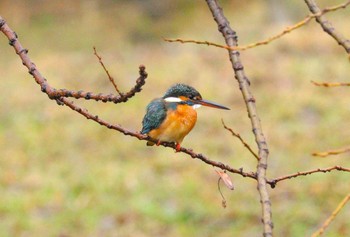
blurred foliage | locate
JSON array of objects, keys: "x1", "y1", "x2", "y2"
[{"x1": 0, "y1": 0, "x2": 350, "y2": 236}]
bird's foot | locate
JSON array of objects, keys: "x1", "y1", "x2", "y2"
[
  {"x1": 175, "y1": 143, "x2": 181, "y2": 152},
  {"x1": 156, "y1": 140, "x2": 161, "y2": 146}
]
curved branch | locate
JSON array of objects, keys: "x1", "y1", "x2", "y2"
[{"x1": 0, "y1": 16, "x2": 147, "y2": 104}]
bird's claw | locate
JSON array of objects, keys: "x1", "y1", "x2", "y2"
[{"x1": 175, "y1": 143, "x2": 181, "y2": 152}]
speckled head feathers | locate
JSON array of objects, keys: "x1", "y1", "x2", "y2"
[{"x1": 162, "y1": 84, "x2": 202, "y2": 100}]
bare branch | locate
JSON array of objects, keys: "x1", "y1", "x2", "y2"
[
  {"x1": 93, "y1": 46, "x2": 123, "y2": 96},
  {"x1": 58, "y1": 97, "x2": 258, "y2": 179},
  {"x1": 269, "y1": 166, "x2": 350, "y2": 187},
  {"x1": 165, "y1": 0, "x2": 350, "y2": 52},
  {"x1": 311, "y1": 80, "x2": 350, "y2": 87},
  {"x1": 312, "y1": 146, "x2": 350, "y2": 157},
  {"x1": 304, "y1": 0, "x2": 350, "y2": 54},
  {"x1": 221, "y1": 119, "x2": 259, "y2": 160},
  {"x1": 205, "y1": 1, "x2": 272, "y2": 236},
  {"x1": 311, "y1": 193, "x2": 350, "y2": 237}
]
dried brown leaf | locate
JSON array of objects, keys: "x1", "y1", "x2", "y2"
[{"x1": 216, "y1": 170, "x2": 234, "y2": 190}]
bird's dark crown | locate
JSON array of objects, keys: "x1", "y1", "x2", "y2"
[{"x1": 163, "y1": 84, "x2": 202, "y2": 100}]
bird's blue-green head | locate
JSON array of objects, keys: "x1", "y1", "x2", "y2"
[{"x1": 163, "y1": 84, "x2": 230, "y2": 110}]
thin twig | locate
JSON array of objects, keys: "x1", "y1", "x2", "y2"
[
  {"x1": 304, "y1": 0, "x2": 350, "y2": 54},
  {"x1": 221, "y1": 119, "x2": 259, "y2": 160},
  {"x1": 269, "y1": 166, "x2": 350, "y2": 188},
  {"x1": 164, "y1": 13, "x2": 312, "y2": 52},
  {"x1": 164, "y1": 37, "x2": 237, "y2": 50},
  {"x1": 311, "y1": 80, "x2": 350, "y2": 87},
  {"x1": 311, "y1": 193, "x2": 350, "y2": 237},
  {"x1": 205, "y1": 1, "x2": 272, "y2": 236},
  {"x1": 312, "y1": 146, "x2": 350, "y2": 157},
  {"x1": 165, "y1": 0, "x2": 350, "y2": 52},
  {"x1": 93, "y1": 46, "x2": 123, "y2": 97}
]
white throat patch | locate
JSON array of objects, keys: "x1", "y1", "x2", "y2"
[{"x1": 193, "y1": 104, "x2": 201, "y2": 109}]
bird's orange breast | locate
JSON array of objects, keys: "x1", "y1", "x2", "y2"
[{"x1": 148, "y1": 104, "x2": 197, "y2": 144}]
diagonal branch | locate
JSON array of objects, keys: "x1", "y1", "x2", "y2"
[
  {"x1": 304, "y1": 0, "x2": 350, "y2": 54},
  {"x1": 311, "y1": 193, "x2": 350, "y2": 237},
  {"x1": 221, "y1": 119, "x2": 259, "y2": 160},
  {"x1": 0, "y1": 15, "x2": 256, "y2": 182},
  {"x1": 93, "y1": 46, "x2": 123, "y2": 97},
  {"x1": 205, "y1": 1, "x2": 272, "y2": 236},
  {"x1": 59, "y1": 97, "x2": 258, "y2": 180}
]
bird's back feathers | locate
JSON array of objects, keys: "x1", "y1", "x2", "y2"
[{"x1": 141, "y1": 98, "x2": 167, "y2": 135}]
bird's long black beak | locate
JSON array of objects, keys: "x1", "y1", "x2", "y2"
[{"x1": 194, "y1": 99, "x2": 230, "y2": 110}]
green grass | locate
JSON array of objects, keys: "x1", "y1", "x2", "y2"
[{"x1": 1, "y1": 1, "x2": 350, "y2": 236}]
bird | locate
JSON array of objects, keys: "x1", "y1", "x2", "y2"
[{"x1": 141, "y1": 83, "x2": 230, "y2": 152}]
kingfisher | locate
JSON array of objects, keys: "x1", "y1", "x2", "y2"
[{"x1": 141, "y1": 84, "x2": 230, "y2": 152}]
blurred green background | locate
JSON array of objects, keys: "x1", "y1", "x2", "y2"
[{"x1": 1, "y1": 0, "x2": 350, "y2": 236}]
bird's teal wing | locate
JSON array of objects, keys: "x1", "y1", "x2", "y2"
[{"x1": 141, "y1": 98, "x2": 167, "y2": 134}]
